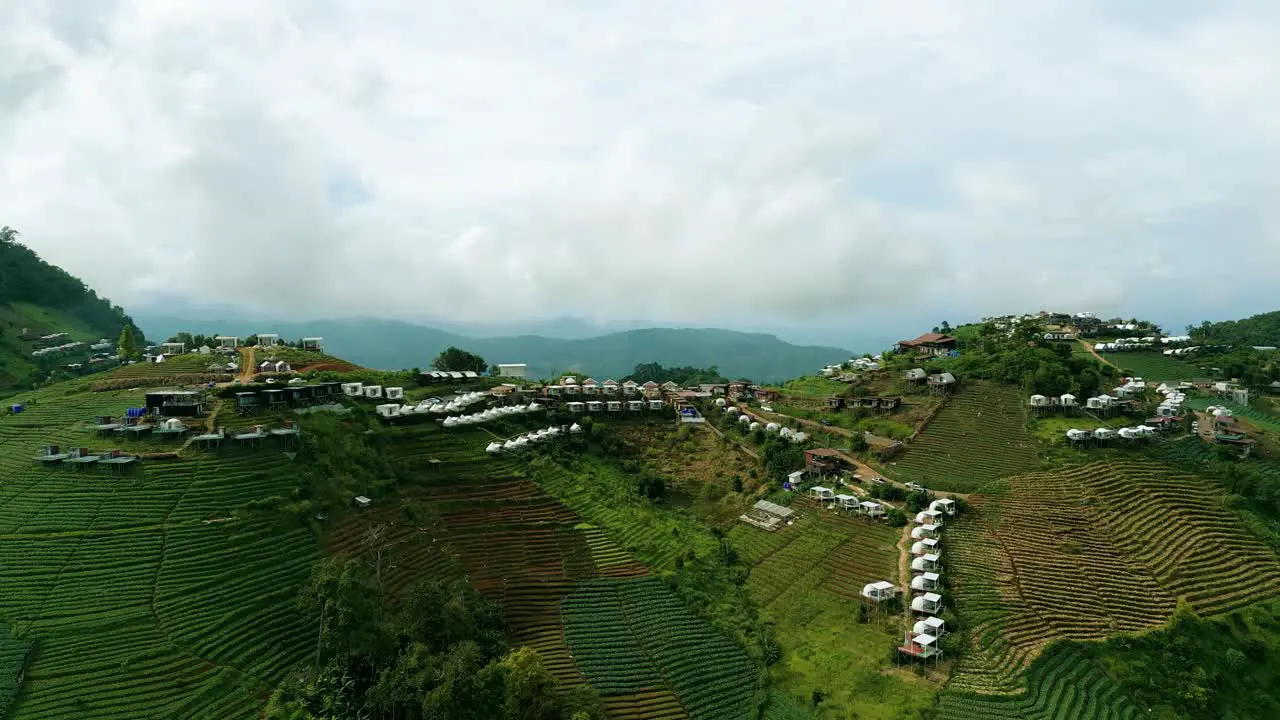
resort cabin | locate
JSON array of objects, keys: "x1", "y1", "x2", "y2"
[
  {"x1": 376, "y1": 403, "x2": 401, "y2": 418},
  {"x1": 274, "y1": 361, "x2": 291, "y2": 373},
  {"x1": 914, "y1": 616, "x2": 946, "y2": 637},
  {"x1": 927, "y1": 372, "x2": 957, "y2": 393},
  {"x1": 911, "y1": 524, "x2": 939, "y2": 540},
  {"x1": 911, "y1": 592, "x2": 944, "y2": 615},
  {"x1": 263, "y1": 389, "x2": 287, "y2": 410},
  {"x1": 145, "y1": 390, "x2": 204, "y2": 417},
  {"x1": 1066, "y1": 428, "x2": 1091, "y2": 443},
  {"x1": 363, "y1": 385, "x2": 383, "y2": 399},
  {"x1": 911, "y1": 571, "x2": 941, "y2": 591},
  {"x1": 215, "y1": 336, "x2": 239, "y2": 349},
  {"x1": 1060, "y1": 393, "x2": 1077, "y2": 407},
  {"x1": 648, "y1": 400, "x2": 665, "y2": 411},
  {"x1": 259, "y1": 360, "x2": 274, "y2": 372},
  {"x1": 586, "y1": 400, "x2": 603, "y2": 413},
  {"x1": 235, "y1": 392, "x2": 260, "y2": 414},
  {"x1": 160, "y1": 342, "x2": 186, "y2": 355},
  {"x1": 929, "y1": 498, "x2": 956, "y2": 516},
  {"x1": 569, "y1": 423, "x2": 583, "y2": 434},
  {"x1": 607, "y1": 401, "x2": 622, "y2": 412},
  {"x1": 861, "y1": 581, "x2": 897, "y2": 601},
  {"x1": 641, "y1": 381, "x2": 661, "y2": 398},
  {"x1": 911, "y1": 538, "x2": 940, "y2": 555},
  {"x1": 786, "y1": 470, "x2": 806, "y2": 486},
  {"x1": 1029, "y1": 394, "x2": 1049, "y2": 407},
  {"x1": 257, "y1": 333, "x2": 280, "y2": 347},
  {"x1": 804, "y1": 448, "x2": 846, "y2": 474},
  {"x1": 385, "y1": 387, "x2": 404, "y2": 401},
  {"x1": 911, "y1": 554, "x2": 941, "y2": 572},
  {"x1": 895, "y1": 333, "x2": 956, "y2": 357},
  {"x1": 354, "y1": 495, "x2": 372, "y2": 509},
  {"x1": 915, "y1": 509, "x2": 944, "y2": 527},
  {"x1": 905, "y1": 368, "x2": 927, "y2": 384},
  {"x1": 810, "y1": 486, "x2": 836, "y2": 502},
  {"x1": 566, "y1": 401, "x2": 585, "y2": 413},
  {"x1": 602, "y1": 380, "x2": 619, "y2": 394},
  {"x1": 860, "y1": 501, "x2": 885, "y2": 519},
  {"x1": 627, "y1": 400, "x2": 644, "y2": 412},
  {"x1": 622, "y1": 380, "x2": 639, "y2": 396},
  {"x1": 899, "y1": 631, "x2": 941, "y2": 659},
  {"x1": 302, "y1": 337, "x2": 323, "y2": 352},
  {"x1": 154, "y1": 418, "x2": 188, "y2": 435},
  {"x1": 342, "y1": 382, "x2": 363, "y2": 397},
  {"x1": 564, "y1": 382, "x2": 581, "y2": 396},
  {"x1": 495, "y1": 363, "x2": 527, "y2": 379},
  {"x1": 582, "y1": 378, "x2": 599, "y2": 395},
  {"x1": 835, "y1": 493, "x2": 860, "y2": 510},
  {"x1": 1093, "y1": 428, "x2": 1117, "y2": 443},
  {"x1": 661, "y1": 381, "x2": 680, "y2": 393},
  {"x1": 36, "y1": 445, "x2": 69, "y2": 463},
  {"x1": 740, "y1": 499, "x2": 796, "y2": 532}
]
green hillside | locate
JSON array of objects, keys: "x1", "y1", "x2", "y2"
[
  {"x1": 134, "y1": 315, "x2": 850, "y2": 383},
  {"x1": 0, "y1": 227, "x2": 139, "y2": 392},
  {"x1": 1190, "y1": 310, "x2": 1280, "y2": 347}
]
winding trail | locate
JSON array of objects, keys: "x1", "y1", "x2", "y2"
[
  {"x1": 237, "y1": 346, "x2": 256, "y2": 384},
  {"x1": 1076, "y1": 338, "x2": 1119, "y2": 370}
]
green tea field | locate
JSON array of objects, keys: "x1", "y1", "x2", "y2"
[{"x1": 1098, "y1": 351, "x2": 1204, "y2": 382}]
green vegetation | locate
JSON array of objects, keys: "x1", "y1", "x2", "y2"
[
  {"x1": 770, "y1": 375, "x2": 848, "y2": 398},
  {"x1": 563, "y1": 577, "x2": 757, "y2": 719},
  {"x1": 0, "y1": 627, "x2": 30, "y2": 716},
  {"x1": 891, "y1": 382, "x2": 1040, "y2": 492},
  {"x1": 934, "y1": 643, "x2": 1142, "y2": 719},
  {"x1": 431, "y1": 345, "x2": 488, "y2": 373},
  {"x1": 1190, "y1": 310, "x2": 1280, "y2": 347},
  {"x1": 1099, "y1": 351, "x2": 1205, "y2": 382},
  {"x1": 623, "y1": 362, "x2": 730, "y2": 386}
]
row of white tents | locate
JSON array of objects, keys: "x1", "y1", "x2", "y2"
[
  {"x1": 1065, "y1": 425, "x2": 1156, "y2": 443},
  {"x1": 374, "y1": 391, "x2": 495, "y2": 419},
  {"x1": 722, "y1": 405, "x2": 809, "y2": 443},
  {"x1": 442, "y1": 403, "x2": 544, "y2": 427},
  {"x1": 485, "y1": 424, "x2": 582, "y2": 453},
  {"x1": 1094, "y1": 335, "x2": 1191, "y2": 352}
]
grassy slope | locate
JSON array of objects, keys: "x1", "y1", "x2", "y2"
[
  {"x1": 0, "y1": 303, "x2": 111, "y2": 391},
  {"x1": 1099, "y1": 351, "x2": 1206, "y2": 382}
]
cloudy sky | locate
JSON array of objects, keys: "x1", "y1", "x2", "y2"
[{"x1": 3, "y1": 1, "x2": 1279, "y2": 345}]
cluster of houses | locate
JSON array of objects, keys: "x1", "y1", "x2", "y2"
[
  {"x1": 821, "y1": 355, "x2": 884, "y2": 377},
  {"x1": 1204, "y1": 405, "x2": 1256, "y2": 451},
  {"x1": 35, "y1": 445, "x2": 138, "y2": 470}
]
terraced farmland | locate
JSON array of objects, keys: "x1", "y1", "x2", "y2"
[
  {"x1": 102, "y1": 354, "x2": 223, "y2": 379},
  {"x1": 1, "y1": 628, "x2": 29, "y2": 714},
  {"x1": 936, "y1": 643, "x2": 1141, "y2": 720},
  {"x1": 562, "y1": 578, "x2": 757, "y2": 720},
  {"x1": 946, "y1": 460, "x2": 1280, "y2": 695},
  {"x1": 892, "y1": 381, "x2": 1041, "y2": 492},
  {"x1": 0, "y1": 387, "x2": 318, "y2": 719},
  {"x1": 1099, "y1": 351, "x2": 1203, "y2": 382}
]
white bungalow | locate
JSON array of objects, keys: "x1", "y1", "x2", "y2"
[
  {"x1": 627, "y1": 400, "x2": 644, "y2": 412},
  {"x1": 586, "y1": 400, "x2": 603, "y2": 413},
  {"x1": 302, "y1": 337, "x2": 324, "y2": 352},
  {"x1": 1060, "y1": 393, "x2": 1077, "y2": 408},
  {"x1": 911, "y1": 538, "x2": 940, "y2": 555},
  {"x1": 259, "y1": 360, "x2": 274, "y2": 372},
  {"x1": 914, "y1": 616, "x2": 946, "y2": 637},
  {"x1": 341, "y1": 382, "x2": 363, "y2": 397},
  {"x1": 911, "y1": 592, "x2": 943, "y2": 614},
  {"x1": 911, "y1": 554, "x2": 940, "y2": 572},
  {"x1": 607, "y1": 400, "x2": 622, "y2": 412},
  {"x1": 911, "y1": 524, "x2": 939, "y2": 540},
  {"x1": 582, "y1": 378, "x2": 599, "y2": 395},
  {"x1": 860, "y1": 501, "x2": 885, "y2": 519},
  {"x1": 161, "y1": 342, "x2": 186, "y2": 355},
  {"x1": 215, "y1": 336, "x2": 239, "y2": 349},
  {"x1": 602, "y1": 379, "x2": 619, "y2": 394},
  {"x1": 929, "y1": 498, "x2": 956, "y2": 516},
  {"x1": 861, "y1": 581, "x2": 897, "y2": 601},
  {"x1": 915, "y1": 509, "x2": 944, "y2": 527},
  {"x1": 274, "y1": 360, "x2": 291, "y2": 373},
  {"x1": 900, "y1": 631, "x2": 941, "y2": 659},
  {"x1": 257, "y1": 333, "x2": 280, "y2": 347},
  {"x1": 1066, "y1": 428, "x2": 1091, "y2": 443},
  {"x1": 622, "y1": 380, "x2": 639, "y2": 396},
  {"x1": 363, "y1": 385, "x2": 383, "y2": 399},
  {"x1": 911, "y1": 572, "x2": 941, "y2": 591},
  {"x1": 648, "y1": 399, "x2": 665, "y2": 411},
  {"x1": 375, "y1": 403, "x2": 401, "y2": 418},
  {"x1": 835, "y1": 494, "x2": 860, "y2": 511},
  {"x1": 1093, "y1": 427, "x2": 1117, "y2": 444},
  {"x1": 810, "y1": 486, "x2": 835, "y2": 502},
  {"x1": 786, "y1": 469, "x2": 806, "y2": 485},
  {"x1": 1029, "y1": 394, "x2": 1049, "y2": 407},
  {"x1": 385, "y1": 387, "x2": 404, "y2": 401},
  {"x1": 566, "y1": 401, "x2": 585, "y2": 413}
]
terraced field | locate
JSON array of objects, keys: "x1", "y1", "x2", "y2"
[
  {"x1": 562, "y1": 578, "x2": 757, "y2": 720},
  {"x1": 102, "y1": 354, "x2": 222, "y2": 380},
  {"x1": 892, "y1": 381, "x2": 1041, "y2": 492},
  {"x1": 0, "y1": 388, "x2": 317, "y2": 719},
  {"x1": 946, "y1": 460, "x2": 1280, "y2": 695},
  {"x1": 1099, "y1": 351, "x2": 1204, "y2": 382},
  {"x1": 1, "y1": 628, "x2": 29, "y2": 714},
  {"x1": 936, "y1": 643, "x2": 1141, "y2": 720}
]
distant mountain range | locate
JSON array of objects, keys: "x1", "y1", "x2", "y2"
[{"x1": 132, "y1": 314, "x2": 852, "y2": 383}]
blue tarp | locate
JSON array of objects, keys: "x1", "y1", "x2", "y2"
[
  {"x1": 126, "y1": 407, "x2": 147, "y2": 418},
  {"x1": 10, "y1": 404, "x2": 24, "y2": 414}
]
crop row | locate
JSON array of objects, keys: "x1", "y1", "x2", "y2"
[{"x1": 562, "y1": 578, "x2": 757, "y2": 720}]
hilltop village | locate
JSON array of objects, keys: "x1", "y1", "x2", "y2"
[{"x1": 3, "y1": 307, "x2": 1280, "y2": 720}]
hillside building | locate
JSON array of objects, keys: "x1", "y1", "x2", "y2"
[{"x1": 895, "y1": 333, "x2": 956, "y2": 357}]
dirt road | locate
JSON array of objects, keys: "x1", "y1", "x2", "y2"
[
  {"x1": 237, "y1": 347, "x2": 256, "y2": 384},
  {"x1": 1076, "y1": 338, "x2": 1118, "y2": 370}
]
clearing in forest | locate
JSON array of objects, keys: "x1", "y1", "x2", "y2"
[
  {"x1": 891, "y1": 381, "x2": 1041, "y2": 493},
  {"x1": 945, "y1": 459, "x2": 1280, "y2": 696},
  {"x1": 614, "y1": 424, "x2": 761, "y2": 524}
]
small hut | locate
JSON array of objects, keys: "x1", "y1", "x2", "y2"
[
  {"x1": 910, "y1": 571, "x2": 941, "y2": 591},
  {"x1": 809, "y1": 486, "x2": 835, "y2": 502},
  {"x1": 861, "y1": 581, "x2": 897, "y2": 602},
  {"x1": 911, "y1": 592, "x2": 944, "y2": 614}
]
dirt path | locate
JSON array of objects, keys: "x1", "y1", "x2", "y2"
[
  {"x1": 237, "y1": 346, "x2": 255, "y2": 384},
  {"x1": 897, "y1": 523, "x2": 914, "y2": 626},
  {"x1": 700, "y1": 420, "x2": 760, "y2": 461},
  {"x1": 1076, "y1": 338, "x2": 1118, "y2": 370}
]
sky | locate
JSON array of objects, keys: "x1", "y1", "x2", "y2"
[{"x1": 3, "y1": 1, "x2": 1279, "y2": 349}]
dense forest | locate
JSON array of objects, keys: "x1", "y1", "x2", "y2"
[
  {"x1": 1190, "y1": 311, "x2": 1280, "y2": 347},
  {"x1": 0, "y1": 227, "x2": 135, "y2": 337},
  {"x1": 622, "y1": 362, "x2": 732, "y2": 386}
]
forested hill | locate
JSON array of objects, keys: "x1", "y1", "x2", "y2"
[
  {"x1": 1190, "y1": 310, "x2": 1280, "y2": 347},
  {"x1": 0, "y1": 227, "x2": 138, "y2": 390},
  {"x1": 134, "y1": 315, "x2": 850, "y2": 383}
]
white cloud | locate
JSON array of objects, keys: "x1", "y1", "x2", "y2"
[{"x1": 2, "y1": 1, "x2": 1279, "y2": 331}]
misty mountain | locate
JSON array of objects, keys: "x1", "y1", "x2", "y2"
[{"x1": 132, "y1": 314, "x2": 851, "y2": 382}]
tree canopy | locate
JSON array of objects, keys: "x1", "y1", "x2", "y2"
[
  {"x1": 1190, "y1": 310, "x2": 1280, "y2": 347},
  {"x1": 622, "y1": 362, "x2": 729, "y2": 386},
  {"x1": 431, "y1": 346, "x2": 488, "y2": 373}
]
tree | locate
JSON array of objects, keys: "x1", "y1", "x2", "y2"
[
  {"x1": 0, "y1": 225, "x2": 18, "y2": 245},
  {"x1": 432, "y1": 346, "x2": 488, "y2": 373},
  {"x1": 497, "y1": 647, "x2": 563, "y2": 720},
  {"x1": 117, "y1": 324, "x2": 139, "y2": 361}
]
